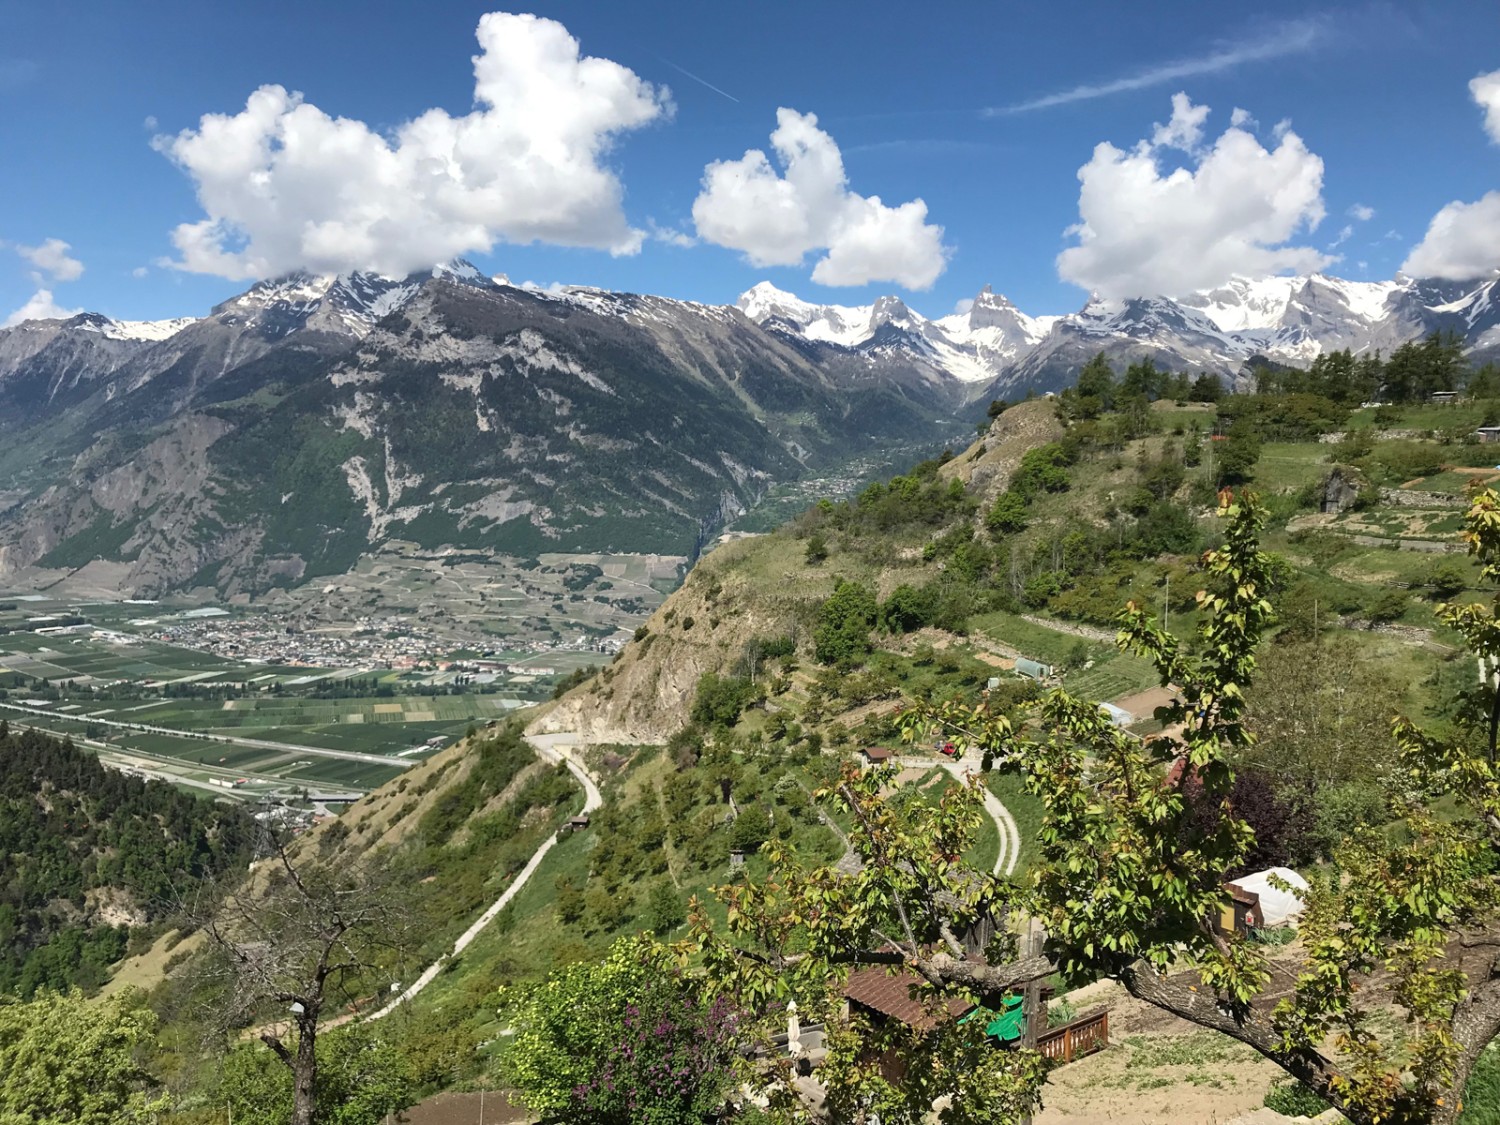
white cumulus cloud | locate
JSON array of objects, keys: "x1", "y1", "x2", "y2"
[
  {"x1": 1348, "y1": 203, "x2": 1375, "y2": 222},
  {"x1": 16, "y1": 237, "x2": 84, "y2": 282},
  {"x1": 691, "y1": 108, "x2": 948, "y2": 289},
  {"x1": 1152, "y1": 93, "x2": 1211, "y2": 152},
  {"x1": 1402, "y1": 70, "x2": 1500, "y2": 280},
  {"x1": 1473, "y1": 68, "x2": 1500, "y2": 144},
  {"x1": 1056, "y1": 93, "x2": 1330, "y2": 298},
  {"x1": 1402, "y1": 193, "x2": 1500, "y2": 280},
  {"x1": 154, "y1": 12, "x2": 671, "y2": 280},
  {"x1": 3, "y1": 289, "x2": 82, "y2": 327}
]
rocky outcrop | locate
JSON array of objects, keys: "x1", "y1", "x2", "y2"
[
  {"x1": 939, "y1": 398, "x2": 1066, "y2": 501},
  {"x1": 1321, "y1": 467, "x2": 1365, "y2": 514},
  {"x1": 530, "y1": 540, "x2": 821, "y2": 743}
]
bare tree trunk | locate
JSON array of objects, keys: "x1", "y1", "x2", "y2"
[{"x1": 291, "y1": 1018, "x2": 318, "y2": 1125}]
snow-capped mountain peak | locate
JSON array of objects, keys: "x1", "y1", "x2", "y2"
[
  {"x1": 100, "y1": 316, "x2": 195, "y2": 341},
  {"x1": 736, "y1": 281, "x2": 1046, "y2": 383},
  {"x1": 1179, "y1": 273, "x2": 1405, "y2": 334},
  {"x1": 7, "y1": 265, "x2": 1500, "y2": 408},
  {"x1": 869, "y1": 295, "x2": 919, "y2": 332},
  {"x1": 736, "y1": 271, "x2": 1500, "y2": 394},
  {"x1": 735, "y1": 283, "x2": 873, "y2": 347},
  {"x1": 431, "y1": 258, "x2": 490, "y2": 285},
  {"x1": 59, "y1": 311, "x2": 195, "y2": 342}
]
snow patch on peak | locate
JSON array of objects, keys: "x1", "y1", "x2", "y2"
[
  {"x1": 220, "y1": 272, "x2": 334, "y2": 313},
  {"x1": 869, "y1": 295, "x2": 918, "y2": 331},
  {"x1": 1179, "y1": 276, "x2": 1301, "y2": 333},
  {"x1": 1182, "y1": 274, "x2": 1404, "y2": 333},
  {"x1": 737, "y1": 281, "x2": 1048, "y2": 382},
  {"x1": 735, "y1": 283, "x2": 872, "y2": 347},
  {"x1": 63, "y1": 312, "x2": 195, "y2": 342},
  {"x1": 432, "y1": 259, "x2": 489, "y2": 284},
  {"x1": 103, "y1": 317, "x2": 196, "y2": 342},
  {"x1": 1302, "y1": 275, "x2": 1403, "y2": 323}
]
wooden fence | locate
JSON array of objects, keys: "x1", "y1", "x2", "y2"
[{"x1": 1037, "y1": 1008, "x2": 1109, "y2": 1064}]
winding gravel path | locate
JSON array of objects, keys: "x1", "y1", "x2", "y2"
[
  {"x1": 366, "y1": 732, "x2": 599, "y2": 1021},
  {"x1": 363, "y1": 739, "x2": 1020, "y2": 1022},
  {"x1": 898, "y1": 756, "x2": 1021, "y2": 877}
]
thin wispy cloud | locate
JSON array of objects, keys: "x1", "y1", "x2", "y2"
[
  {"x1": 986, "y1": 18, "x2": 1324, "y2": 115},
  {"x1": 659, "y1": 58, "x2": 739, "y2": 103}
]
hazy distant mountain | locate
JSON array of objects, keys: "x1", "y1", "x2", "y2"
[
  {"x1": 2, "y1": 261, "x2": 1497, "y2": 599},
  {"x1": 737, "y1": 272, "x2": 1500, "y2": 392},
  {"x1": 0, "y1": 265, "x2": 972, "y2": 597}
]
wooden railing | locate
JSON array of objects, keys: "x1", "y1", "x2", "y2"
[{"x1": 1037, "y1": 1009, "x2": 1109, "y2": 1064}]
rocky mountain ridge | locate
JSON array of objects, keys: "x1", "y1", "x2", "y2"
[
  {"x1": 3, "y1": 262, "x2": 1497, "y2": 602},
  {"x1": 0, "y1": 264, "x2": 973, "y2": 598},
  {"x1": 738, "y1": 272, "x2": 1500, "y2": 391}
]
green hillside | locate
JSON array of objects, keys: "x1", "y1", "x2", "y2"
[
  {"x1": 0, "y1": 724, "x2": 255, "y2": 996},
  {"x1": 116, "y1": 343, "x2": 1500, "y2": 1122}
]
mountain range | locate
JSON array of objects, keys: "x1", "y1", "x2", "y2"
[
  {"x1": 738, "y1": 272, "x2": 1500, "y2": 390},
  {"x1": 0, "y1": 262, "x2": 1496, "y2": 600},
  {"x1": 0, "y1": 264, "x2": 970, "y2": 597}
]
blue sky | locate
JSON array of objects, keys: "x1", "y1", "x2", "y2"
[{"x1": 1, "y1": 1, "x2": 1498, "y2": 325}]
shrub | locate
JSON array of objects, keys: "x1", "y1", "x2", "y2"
[
  {"x1": 647, "y1": 881, "x2": 686, "y2": 934},
  {"x1": 814, "y1": 580, "x2": 878, "y2": 665},
  {"x1": 880, "y1": 584, "x2": 938, "y2": 634},
  {"x1": 729, "y1": 805, "x2": 772, "y2": 854},
  {"x1": 986, "y1": 491, "x2": 1029, "y2": 536},
  {"x1": 1264, "y1": 1081, "x2": 1330, "y2": 1117},
  {"x1": 689, "y1": 674, "x2": 760, "y2": 729},
  {"x1": 1366, "y1": 588, "x2": 1410, "y2": 625}
]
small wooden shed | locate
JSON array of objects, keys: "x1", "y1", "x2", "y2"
[{"x1": 1218, "y1": 882, "x2": 1261, "y2": 937}]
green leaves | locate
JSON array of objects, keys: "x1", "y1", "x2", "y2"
[
  {"x1": 220, "y1": 1025, "x2": 414, "y2": 1125},
  {"x1": 0, "y1": 987, "x2": 166, "y2": 1125}
]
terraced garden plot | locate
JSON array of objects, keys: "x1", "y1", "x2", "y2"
[
  {"x1": 1065, "y1": 653, "x2": 1160, "y2": 703},
  {"x1": 970, "y1": 612, "x2": 1084, "y2": 667},
  {"x1": 1247, "y1": 442, "x2": 1331, "y2": 494},
  {"x1": 1408, "y1": 469, "x2": 1500, "y2": 494}
]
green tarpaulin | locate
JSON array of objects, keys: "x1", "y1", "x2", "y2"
[{"x1": 960, "y1": 994, "x2": 1026, "y2": 1042}]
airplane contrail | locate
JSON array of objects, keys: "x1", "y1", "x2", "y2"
[{"x1": 660, "y1": 58, "x2": 740, "y2": 104}]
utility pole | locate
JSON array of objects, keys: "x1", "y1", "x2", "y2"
[{"x1": 1020, "y1": 924, "x2": 1047, "y2": 1125}]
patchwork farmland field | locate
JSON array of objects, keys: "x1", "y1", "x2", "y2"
[{"x1": 0, "y1": 618, "x2": 551, "y2": 798}]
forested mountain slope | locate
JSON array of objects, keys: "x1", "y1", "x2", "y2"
[{"x1": 0, "y1": 723, "x2": 254, "y2": 995}]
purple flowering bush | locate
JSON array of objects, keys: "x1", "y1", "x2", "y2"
[{"x1": 500, "y1": 937, "x2": 749, "y2": 1124}]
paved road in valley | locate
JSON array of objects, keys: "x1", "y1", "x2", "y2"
[{"x1": 0, "y1": 699, "x2": 411, "y2": 768}]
